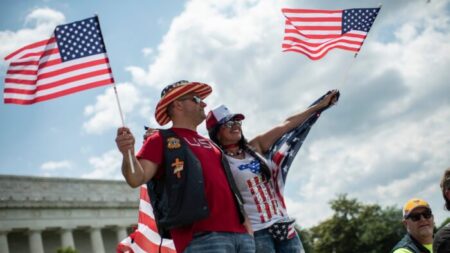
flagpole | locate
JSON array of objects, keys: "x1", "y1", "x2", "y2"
[
  {"x1": 96, "y1": 14, "x2": 136, "y2": 174},
  {"x1": 340, "y1": 4, "x2": 382, "y2": 87}
]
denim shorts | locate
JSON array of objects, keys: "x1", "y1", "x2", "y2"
[
  {"x1": 184, "y1": 231, "x2": 255, "y2": 253},
  {"x1": 254, "y1": 228, "x2": 305, "y2": 253}
]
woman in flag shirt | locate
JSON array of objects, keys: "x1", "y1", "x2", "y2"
[{"x1": 205, "y1": 90, "x2": 338, "y2": 253}]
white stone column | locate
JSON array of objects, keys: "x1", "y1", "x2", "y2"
[
  {"x1": 0, "y1": 231, "x2": 9, "y2": 253},
  {"x1": 89, "y1": 227, "x2": 105, "y2": 253},
  {"x1": 28, "y1": 229, "x2": 44, "y2": 253},
  {"x1": 116, "y1": 226, "x2": 128, "y2": 243},
  {"x1": 60, "y1": 228, "x2": 75, "y2": 249}
]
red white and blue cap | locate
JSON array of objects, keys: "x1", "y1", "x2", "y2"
[
  {"x1": 155, "y1": 80, "x2": 212, "y2": 126},
  {"x1": 206, "y1": 105, "x2": 245, "y2": 132}
]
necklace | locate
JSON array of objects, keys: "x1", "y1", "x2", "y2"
[
  {"x1": 224, "y1": 148, "x2": 243, "y2": 157},
  {"x1": 223, "y1": 143, "x2": 239, "y2": 149}
]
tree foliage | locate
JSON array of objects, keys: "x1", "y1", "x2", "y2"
[
  {"x1": 56, "y1": 247, "x2": 77, "y2": 253},
  {"x1": 301, "y1": 194, "x2": 404, "y2": 253}
]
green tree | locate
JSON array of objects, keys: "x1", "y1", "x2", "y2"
[
  {"x1": 296, "y1": 225, "x2": 314, "y2": 253},
  {"x1": 56, "y1": 247, "x2": 77, "y2": 253},
  {"x1": 308, "y1": 194, "x2": 404, "y2": 253}
]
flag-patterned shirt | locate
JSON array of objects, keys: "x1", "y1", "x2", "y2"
[{"x1": 226, "y1": 154, "x2": 287, "y2": 232}]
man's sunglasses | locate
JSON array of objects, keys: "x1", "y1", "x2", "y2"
[
  {"x1": 223, "y1": 120, "x2": 242, "y2": 128},
  {"x1": 178, "y1": 95, "x2": 202, "y2": 104},
  {"x1": 407, "y1": 210, "x2": 433, "y2": 222}
]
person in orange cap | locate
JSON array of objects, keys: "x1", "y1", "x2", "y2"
[
  {"x1": 391, "y1": 198, "x2": 434, "y2": 253},
  {"x1": 433, "y1": 168, "x2": 450, "y2": 253},
  {"x1": 115, "y1": 80, "x2": 254, "y2": 253}
]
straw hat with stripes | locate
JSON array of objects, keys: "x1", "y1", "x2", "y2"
[{"x1": 155, "y1": 80, "x2": 212, "y2": 126}]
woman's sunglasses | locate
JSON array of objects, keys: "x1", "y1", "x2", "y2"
[{"x1": 223, "y1": 120, "x2": 242, "y2": 128}]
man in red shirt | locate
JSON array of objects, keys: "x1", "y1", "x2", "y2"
[{"x1": 115, "y1": 80, "x2": 254, "y2": 253}]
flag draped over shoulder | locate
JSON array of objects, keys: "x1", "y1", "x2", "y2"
[
  {"x1": 117, "y1": 184, "x2": 176, "y2": 253},
  {"x1": 3, "y1": 16, "x2": 114, "y2": 105},
  {"x1": 266, "y1": 91, "x2": 338, "y2": 211},
  {"x1": 282, "y1": 8, "x2": 380, "y2": 60}
]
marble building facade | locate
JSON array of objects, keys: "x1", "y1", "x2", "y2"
[{"x1": 0, "y1": 175, "x2": 139, "y2": 253}]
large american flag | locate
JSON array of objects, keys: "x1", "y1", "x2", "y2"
[
  {"x1": 266, "y1": 91, "x2": 338, "y2": 213},
  {"x1": 117, "y1": 184, "x2": 176, "y2": 253},
  {"x1": 3, "y1": 16, "x2": 114, "y2": 104},
  {"x1": 282, "y1": 8, "x2": 380, "y2": 60},
  {"x1": 118, "y1": 92, "x2": 338, "y2": 252}
]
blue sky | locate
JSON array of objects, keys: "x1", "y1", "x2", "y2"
[{"x1": 1, "y1": 0, "x2": 449, "y2": 228}]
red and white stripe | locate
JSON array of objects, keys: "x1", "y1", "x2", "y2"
[
  {"x1": 3, "y1": 36, "x2": 113, "y2": 104},
  {"x1": 247, "y1": 176, "x2": 281, "y2": 223},
  {"x1": 117, "y1": 185, "x2": 176, "y2": 253},
  {"x1": 281, "y1": 8, "x2": 367, "y2": 60}
]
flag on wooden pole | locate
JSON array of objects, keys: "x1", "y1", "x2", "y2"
[
  {"x1": 281, "y1": 8, "x2": 380, "y2": 60},
  {"x1": 3, "y1": 16, "x2": 114, "y2": 104}
]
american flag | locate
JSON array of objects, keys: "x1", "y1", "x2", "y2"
[
  {"x1": 282, "y1": 8, "x2": 380, "y2": 60},
  {"x1": 117, "y1": 184, "x2": 176, "y2": 253},
  {"x1": 266, "y1": 91, "x2": 338, "y2": 216},
  {"x1": 3, "y1": 16, "x2": 114, "y2": 105}
]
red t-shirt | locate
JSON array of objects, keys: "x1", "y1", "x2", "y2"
[{"x1": 137, "y1": 128, "x2": 247, "y2": 252}]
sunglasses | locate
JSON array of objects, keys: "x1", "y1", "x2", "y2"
[
  {"x1": 178, "y1": 95, "x2": 202, "y2": 104},
  {"x1": 407, "y1": 210, "x2": 433, "y2": 222},
  {"x1": 223, "y1": 120, "x2": 242, "y2": 128}
]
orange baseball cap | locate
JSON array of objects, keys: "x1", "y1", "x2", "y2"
[{"x1": 403, "y1": 198, "x2": 430, "y2": 218}]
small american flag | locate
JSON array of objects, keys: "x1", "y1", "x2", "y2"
[
  {"x1": 3, "y1": 16, "x2": 114, "y2": 104},
  {"x1": 282, "y1": 8, "x2": 380, "y2": 60},
  {"x1": 117, "y1": 184, "x2": 176, "y2": 253}
]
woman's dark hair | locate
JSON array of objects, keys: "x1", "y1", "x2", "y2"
[
  {"x1": 209, "y1": 125, "x2": 271, "y2": 180},
  {"x1": 440, "y1": 168, "x2": 450, "y2": 211}
]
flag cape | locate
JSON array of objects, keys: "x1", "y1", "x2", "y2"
[{"x1": 266, "y1": 91, "x2": 338, "y2": 210}]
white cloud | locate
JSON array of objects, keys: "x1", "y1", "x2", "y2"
[
  {"x1": 40, "y1": 160, "x2": 72, "y2": 171},
  {"x1": 25, "y1": 8, "x2": 65, "y2": 26},
  {"x1": 125, "y1": 66, "x2": 149, "y2": 86},
  {"x1": 83, "y1": 82, "x2": 142, "y2": 134},
  {"x1": 0, "y1": 8, "x2": 65, "y2": 60},
  {"x1": 82, "y1": 149, "x2": 123, "y2": 179},
  {"x1": 142, "y1": 47, "x2": 154, "y2": 56}
]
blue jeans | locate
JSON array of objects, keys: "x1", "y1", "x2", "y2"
[
  {"x1": 254, "y1": 229, "x2": 305, "y2": 253},
  {"x1": 184, "y1": 232, "x2": 255, "y2": 253}
]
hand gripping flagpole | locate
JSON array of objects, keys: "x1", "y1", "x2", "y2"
[
  {"x1": 113, "y1": 86, "x2": 136, "y2": 174},
  {"x1": 96, "y1": 14, "x2": 135, "y2": 174}
]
